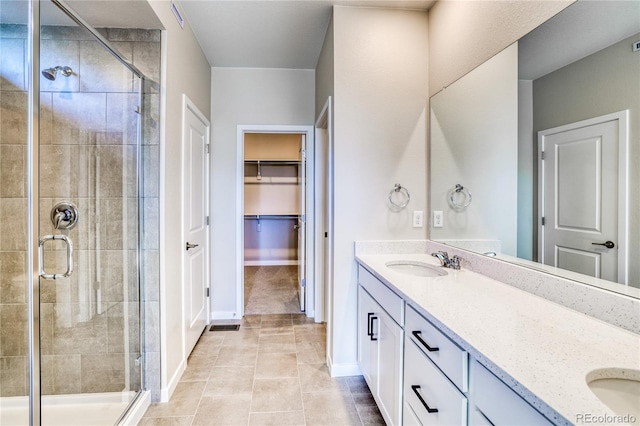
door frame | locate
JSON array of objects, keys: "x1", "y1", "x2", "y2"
[
  {"x1": 537, "y1": 110, "x2": 629, "y2": 284},
  {"x1": 236, "y1": 125, "x2": 315, "y2": 318},
  {"x1": 314, "y1": 97, "x2": 333, "y2": 325},
  {"x1": 181, "y1": 94, "x2": 211, "y2": 352}
]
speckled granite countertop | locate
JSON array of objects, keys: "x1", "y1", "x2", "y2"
[{"x1": 355, "y1": 252, "x2": 640, "y2": 425}]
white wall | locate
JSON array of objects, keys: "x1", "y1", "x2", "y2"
[
  {"x1": 147, "y1": 0, "x2": 212, "y2": 401},
  {"x1": 427, "y1": 0, "x2": 573, "y2": 97},
  {"x1": 210, "y1": 68, "x2": 315, "y2": 318},
  {"x1": 328, "y1": 6, "x2": 429, "y2": 373},
  {"x1": 430, "y1": 43, "x2": 519, "y2": 256}
]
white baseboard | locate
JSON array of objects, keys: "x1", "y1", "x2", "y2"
[
  {"x1": 161, "y1": 359, "x2": 186, "y2": 403},
  {"x1": 327, "y1": 356, "x2": 362, "y2": 377},
  {"x1": 244, "y1": 260, "x2": 299, "y2": 266}
]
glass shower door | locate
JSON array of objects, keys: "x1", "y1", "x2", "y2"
[
  {"x1": 0, "y1": 3, "x2": 31, "y2": 424},
  {"x1": 37, "y1": 4, "x2": 142, "y2": 424}
]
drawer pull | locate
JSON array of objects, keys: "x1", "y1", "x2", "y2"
[
  {"x1": 412, "y1": 330, "x2": 439, "y2": 352},
  {"x1": 411, "y1": 385, "x2": 439, "y2": 413},
  {"x1": 370, "y1": 316, "x2": 378, "y2": 341},
  {"x1": 367, "y1": 312, "x2": 374, "y2": 337}
]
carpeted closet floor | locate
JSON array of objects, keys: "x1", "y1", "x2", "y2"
[{"x1": 244, "y1": 265, "x2": 303, "y2": 314}]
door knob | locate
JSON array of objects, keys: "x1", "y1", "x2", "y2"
[
  {"x1": 592, "y1": 241, "x2": 615, "y2": 249},
  {"x1": 186, "y1": 242, "x2": 199, "y2": 250}
]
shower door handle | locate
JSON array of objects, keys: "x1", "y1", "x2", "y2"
[{"x1": 39, "y1": 235, "x2": 74, "y2": 280}]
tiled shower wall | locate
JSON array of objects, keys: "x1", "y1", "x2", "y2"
[{"x1": 0, "y1": 25, "x2": 160, "y2": 399}]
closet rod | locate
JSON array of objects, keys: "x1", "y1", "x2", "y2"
[
  {"x1": 244, "y1": 214, "x2": 300, "y2": 220},
  {"x1": 244, "y1": 160, "x2": 300, "y2": 166}
]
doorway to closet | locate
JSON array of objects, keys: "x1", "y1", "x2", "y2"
[{"x1": 239, "y1": 128, "x2": 314, "y2": 316}]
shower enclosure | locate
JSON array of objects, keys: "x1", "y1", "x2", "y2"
[{"x1": 0, "y1": 0, "x2": 158, "y2": 423}]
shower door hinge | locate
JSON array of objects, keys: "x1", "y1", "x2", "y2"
[
  {"x1": 134, "y1": 106, "x2": 141, "y2": 115},
  {"x1": 542, "y1": 217, "x2": 546, "y2": 226},
  {"x1": 205, "y1": 144, "x2": 210, "y2": 154},
  {"x1": 301, "y1": 278, "x2": 306, "y2": 288},
  {"x1": 541, "y1": 151, "x2": 546, "y2": 160},
  {"x1": 301, "y1": 149, "x2": 306, "y2": 159}
]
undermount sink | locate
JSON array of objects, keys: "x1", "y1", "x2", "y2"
[
  {"x1": 385, "y1": 261, "x2": 448, "y2": 278},
  {"x1": 586, "y1": 368, "x2": 640, "y2": 420}
]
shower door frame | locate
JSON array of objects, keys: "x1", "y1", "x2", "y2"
[{"x1": 27, "y1": 0, "x2": 148, "y2": 424}]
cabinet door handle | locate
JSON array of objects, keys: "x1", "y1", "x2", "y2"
[
  {"x1": 370, "y1": 316, "x2": 378, "y2": 341},
  {"x1": 367, "y1": 313, "x2": 374, "y2": 336},
  {"x1": 412, "y1": 330, "x2": 439, "y2": 352},
  {"x1": 411, "y1": 385, "x2": 439, "y2": 413}
]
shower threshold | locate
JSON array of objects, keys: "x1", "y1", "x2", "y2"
[{"x1": 0, "y1": 390, "x2": 148, "y2": 425}]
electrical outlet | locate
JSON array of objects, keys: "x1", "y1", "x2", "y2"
[
  {"x1": 433, "y1": 210, "x2": 444, "y2": 228},
  {"x1": 412, "y1": 211, "x2": 424, "y2": 228}
]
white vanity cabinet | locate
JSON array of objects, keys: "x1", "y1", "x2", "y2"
[
  {"x1": 357, "y1": 263, "x2": 557, "y2": 426},
  {"x1": 404, "y1": 305, "x2": 468, "y2": 425},
  {"x1": 469, "y1": 360, "x2": 553, "y2": 426},
  {"x1": 357, "y1": 266, "x2": 404, "y2": 425}
]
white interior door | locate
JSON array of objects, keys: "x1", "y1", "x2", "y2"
[
  {"x1": 182, "y1": 97, "x2": 210, "y2": 357},
  {"x1": 298, "y1": 134, "x2": 307, "y2": 311},
  {"x1": 539, "y1": 114, "x2": 625, "y2": 283}
]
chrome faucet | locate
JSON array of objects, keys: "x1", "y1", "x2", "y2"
[{"x1": 431, "y1": 251, "x2": 463, "y2": 270}]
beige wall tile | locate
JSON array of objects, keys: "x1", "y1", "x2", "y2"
[
  {"x1": 41, "y1": 354, "x2": 81, "y2": 394},
  {"x1": 0, "y1": 303, "x2": 28, "y2": 356},
  {"x1": 0, "y1": 356, "x2": 27, "y2": 397},
  {"x1": 79, "y1": 41, "x2": 134, "y2": 93},
  {"x1": 0, "y1": 38, "x2": 26, "y2": 91},
  {"x1": 0, "y1": 251, "x2": 26, "y2": 303},
  {"x1": 0, "y1": 91, "x2": 28, "y2": 144},
  {"x1": 81, "y1": 353, "x2": 125, "y2": 392},
  {"x1": 40, "y1": 39, "x2": 80, "y2": 93},
  {"x1": 52, "y1": 92, "x2": 106, "y2": 146}
]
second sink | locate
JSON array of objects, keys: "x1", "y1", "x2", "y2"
[{"x1": 385, "y1": 260, "x2": 448, "y2": 278}]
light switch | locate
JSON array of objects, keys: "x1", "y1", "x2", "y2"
[
  {"x1": 413, "y1": 211, "x2": 424, "y2": 228},
  {"x1": 433, "y1": 211, "x2": 444, "y2": 228}
]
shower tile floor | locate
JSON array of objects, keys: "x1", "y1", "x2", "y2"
[{"x1": 140, "y1": 314, "x2": 384, "y2": 425}]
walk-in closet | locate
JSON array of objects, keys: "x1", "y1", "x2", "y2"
[{"x1": 243, "y1": 133, "x2": 305, "y2": 314}]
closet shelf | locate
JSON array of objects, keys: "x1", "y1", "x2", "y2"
[
  {"x1": 244, "y1": 214, "x2": 300, "y2": 220},
  {"x1": 244, "y1": 176, "x2": 299, "y2": 184},
  {"x1": 244, "y1": 159, "x2": 300, "y2": 165}
]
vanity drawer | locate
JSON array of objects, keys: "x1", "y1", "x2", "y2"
[
  {"x1": 404, "y1": 337, "x2": 467, "y2": 425},
  {"x1": 406, "y1": 304, "x2": 468, "y2": 392},
  {"x1": 471, "y1": 360, "x2": 553, "y2": 426},
  {"x1": 358, "y1": 265, "x2": 404, "y2": 326}
]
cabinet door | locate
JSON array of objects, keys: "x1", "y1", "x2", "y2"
[
  {"x1": 376, "y1": 306, "x2": 404, "y2": 426},
  {"x1": 358, "y1": 286, "x2": 379, "y2": 389}
]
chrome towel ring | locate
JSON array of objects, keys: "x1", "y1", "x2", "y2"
[
  {"x1": 389, "y1": 183, "x2": 410, "y2": 209},
  {"x1": 448, "y1": 184, "x2": 472, "y2": 210}
]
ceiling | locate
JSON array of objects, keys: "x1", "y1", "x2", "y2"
[{"x1": 180, "y1": 0, "x2": 435, "y2": 69}]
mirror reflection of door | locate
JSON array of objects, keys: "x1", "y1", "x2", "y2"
[{"x1": 539, "y1": 112, "x2": 628, "y2": 284}]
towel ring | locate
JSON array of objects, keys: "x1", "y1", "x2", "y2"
[
  {"x1": 448, "y1": 184, "x2": 472, "y2": 210},
  {"x1": 389, "y1": 184, "x2": 410, "y2": 209}
]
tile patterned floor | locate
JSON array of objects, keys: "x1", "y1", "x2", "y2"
[
  {"x1": 244, "y1": 266, "x2": 302, "y2": 315},
  {"x1": 140, "y1": 314, "x2": 384, "y2": 425}
]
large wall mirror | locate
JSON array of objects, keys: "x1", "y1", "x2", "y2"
[{"x1": 430, "y1": 0, "x2": 639, "y2": 297}]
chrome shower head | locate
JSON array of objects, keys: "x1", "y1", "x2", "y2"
[{"x1": 42, "y1": 66, "x2": 73, "y2": 81}]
